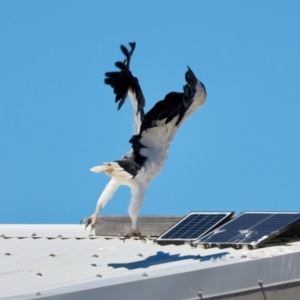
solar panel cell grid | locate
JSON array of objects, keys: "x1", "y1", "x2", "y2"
[
  {"x1": 198, "y1": 212, "x2": 300, "y2": 247},
  {"x1": 157, "y1": 212, "x2": 233, "y2": 241}
]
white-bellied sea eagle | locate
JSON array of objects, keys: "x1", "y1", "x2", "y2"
[{"x1": 82, "y1": 42, "x2": 207, "y2": 241}]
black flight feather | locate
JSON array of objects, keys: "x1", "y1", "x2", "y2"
[{"x1": 104, "y1": 42, "x2": 145, "y2": 116}]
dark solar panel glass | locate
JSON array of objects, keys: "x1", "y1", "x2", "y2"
[
  {"x1": 157, "y1": 212, "x2": 232, "y2": 241},
  {"x1": 198, "y1": 212, "x2": 300, "y2": 247}
]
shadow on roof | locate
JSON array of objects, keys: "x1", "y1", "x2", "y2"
[{"x1": 108, "y1": 251, "x2": 229, "y2": 270}]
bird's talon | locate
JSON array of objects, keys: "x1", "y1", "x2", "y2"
[
  {"x1": 81, "y1": 215, "x2": 97, "y2": 231},
  {"x1": 123, "y1": 229, "x2": 146, "y2": 243}
]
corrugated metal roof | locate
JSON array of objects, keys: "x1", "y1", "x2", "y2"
[
  {"x1": 1, "y1": 224, "x2": 300, "y2": 300},
  {"x1": 0, "y1": 224, "x2": 95, "y2": 238},
  {"x1": 0, "y1": 224, "x2": 209, "y2": 299}
]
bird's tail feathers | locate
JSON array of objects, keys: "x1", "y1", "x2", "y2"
[
  {"x1": 90, "y1": 162, "x2": 133, "y2": 179},
  {"x1": 90, "y1": 165, "x2": 107, "y2": 173}
]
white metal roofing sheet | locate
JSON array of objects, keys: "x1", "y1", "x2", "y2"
[
  {"x1": 0, "y1": 224, "x2": 95, "y2": 238},
  {"x1": 1, "y1": 225, "x2": 300, "y2": 300},
  {"x1": 0, "y1": 225, "x2": 219, "y2": 299}
]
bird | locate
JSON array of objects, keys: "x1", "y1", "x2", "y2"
[{"x1": 81, "y1": 42, "x2": 207, "y2": 241}]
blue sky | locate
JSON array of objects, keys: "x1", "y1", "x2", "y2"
[{"x1": 1, "y1": 1, "x2": 299, "y2": 224}]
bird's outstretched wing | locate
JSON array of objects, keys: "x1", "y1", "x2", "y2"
[
  {"x1": 130, "y1": 67, "x2": 207, "y2": 163},
  {"x1": 104, "y1": 42, "x2": 145, "y2": 135}
]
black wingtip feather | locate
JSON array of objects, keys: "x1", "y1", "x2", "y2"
[
  {"x1": 115, "y1": 61, "x2": 126, "y2": 70},
  {"x1": 115, "y1": 88, "x2": 127, "y2": 103},
  {"x1": 185, "y1": 66, "x2": 197, "y2": 86},
  {"x1": 104, "y1": 42, "x2": 145, "y2": 118},
  {"x1": 120, "y1": 45, "x2": 129, "y2": 57},
  {"x1": 104, "y1": 78, "x2": 111, "y2": 85},
  {"x1": 117, "y1": 97, "x2": 126, "y2": 110},
  {"x1": 129, "y1": 42, "x2": 136, "y2": 54},
  {"x1": 120, "y1": 42, "x2": 136, "y2": 63}
]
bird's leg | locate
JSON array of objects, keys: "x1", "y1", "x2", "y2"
[
  {"x1": 123, "y1": 184, "x2": 147, "y2": 242},
  {"x1": 123, "y1": 228, "x2": 146, "y2": 243},
  {"x1": 81, "y1": 178, "x2": 120, "y2": 231}
]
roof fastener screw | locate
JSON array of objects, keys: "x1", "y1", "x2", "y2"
[
  {"x1": 142, "y1": 273, "x2": 148, "y2": 277},
  {"x1": 92, "y1": 254, "x2": 98, "y2": 257},
  {"x1": 32, "y1": 233, "x2": 37, "y2": 237},
  {"x1": 36, "y1": 273, "x2": 43, "y2": 276},
  {"x1": 137, "y1": 253, "x2": 143, "y2": 257},
  {"x1": 5, "y1": 252, "x2": 11, "y2": 256},
  {"x1": 258, "y1": 279, "x2": 263, "y2": 285},
  {"x1": 1, "y1": 234, "x2": 6, "y2": 238},
  {"x1": 91, "y1": 263, "x2": 97, "y2": 267},
  {"x1": 57, "y1": 235, "x2": 63, "y2": 238},
  {"x1": 198, "y1": 289, "x2": 202, "y2": 298},
  {"x1": 36, "y1": 291, "x2": 41, "y2": 296},
  {"x1": 96, "y1": 274, "x2": 102, "y2": 277},
  {"x1": 49, "y1": 253, "x2": 56, "y2": 257}
]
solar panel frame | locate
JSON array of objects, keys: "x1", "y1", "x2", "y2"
[
  {"x1": 197, "y1": 211, "x2": 300, "y2": 248},
  {"x1": 156, "y1": 211, "x2": 234, "y2": 242}
]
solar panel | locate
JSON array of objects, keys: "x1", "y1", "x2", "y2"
[
  {"x1": 156, "y1": 212, "x2": 234, "y2": 242},
  {"x1": 197, "y1": 212, "x2": 300, "y2": 248}
]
